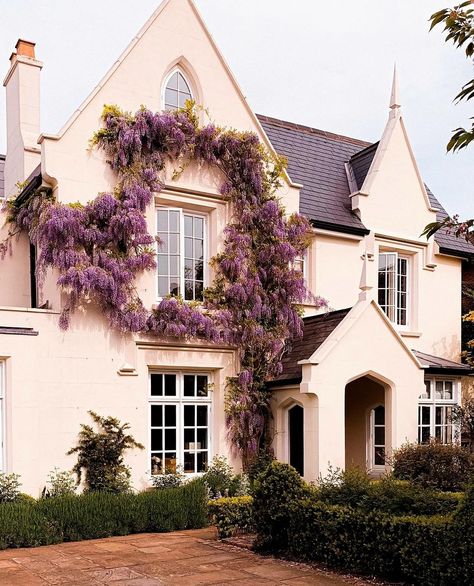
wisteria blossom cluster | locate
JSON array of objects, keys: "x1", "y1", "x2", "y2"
[{"x1": 2, "y1": 104, "x2": 326, "y2": 467}]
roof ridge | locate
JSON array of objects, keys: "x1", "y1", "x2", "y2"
[{"x1": 257, "y1": 114, "x2": 372, "y2": 148}]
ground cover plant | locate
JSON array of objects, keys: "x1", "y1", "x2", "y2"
[
  {"x1": 0, "y1": 479, "x2": 207, "y2": 550},
  {"x1": 0, "y1": 103, "x2": 326, "y2": 469}
]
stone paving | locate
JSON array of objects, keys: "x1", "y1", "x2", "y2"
[{"x1": 0, "y1": 528, "x2": 374, "y2": 585}]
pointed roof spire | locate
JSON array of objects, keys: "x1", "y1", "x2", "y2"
[{"x1": 389, "y1": 63, "x2": 400, "y2": 110}]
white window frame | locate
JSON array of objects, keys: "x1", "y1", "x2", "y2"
[
  {"x1": 161, "y1": 68, "x2": 193, "y2": 111},
  {"x1": 418, "y1": 378, "x2": 460, "y2": 444},
  {"x1": 156, "y1": 207, "x2": 207, "y2": 301},
  {"x1": 291, "y1": 250, "x2": 308, "y2": 283},
  {"x1": 0, "y1": 362, "x2": 4, "y2": 471},
  {"x1": 149, "y1": 371, "x2": 212, "y2": 476},
  {"x1": 378, "y1": 251, "x2": 410, "y2": 328}
]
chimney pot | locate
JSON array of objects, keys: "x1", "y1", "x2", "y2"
[{"x1": 15, "y1": 39, "x2": 36, "y2": 59}]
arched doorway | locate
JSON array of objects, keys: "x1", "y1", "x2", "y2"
[
  {"x1": 345, "y1": 375, "x2": 390, "y2": 473},
  {"x1": 288, "y1": 405, "x2": 304, "y2": 476}
]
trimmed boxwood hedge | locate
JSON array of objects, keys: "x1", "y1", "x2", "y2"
[
  {"x1": 208, "y1": 496, "x2": 254, "y2": 538},
  {"x1": 0, "y1": 479, "x2": 207, "y2": 549},
  {"x1": 252, "y1": 463, "x2": 474, "y2": 586}
]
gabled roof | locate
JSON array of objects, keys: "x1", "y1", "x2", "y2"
[
  {"x1": 0, "y1": 154, "x2": 5, "y2": 199},
  {"x1": 259, "y1": 114, "x2": 474, "y2": 258},
  {"x1": 257, "y1": 115, "x2": 369, "y2": 235},
  {"x1": 268, "y1": 307, "x2": 472, "y2": 388},
  {"x1": 268, "y1": 308, "x2": 351, "y2": 388}
]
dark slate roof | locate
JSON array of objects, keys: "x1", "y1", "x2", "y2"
[
  {"x1": 258, "y1": 114, "x2": 474, "y2": 258},
  {"x1": 0, "y1": 154, "x2": 5, "y2": 199},
  {"x1": 268, "y1": 308, "x2": 351, "y2": 388},
  {"x1": 412, "y1": 349, "x2": 472, "y2": 374},
  {"x1": 350, "y1": 142, "x2": 379, "y2": 190},
  {"x1": 257, "y1": 115, "x2": 369, "y2": 235}
]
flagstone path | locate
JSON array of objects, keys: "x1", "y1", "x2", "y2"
[{"x1": 0, "y1": 527, "x2": 375, "y2": 585}]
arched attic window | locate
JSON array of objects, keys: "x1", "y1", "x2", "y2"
[{"x1": 163, "y1": 69, "x2": 193, "y2": 110}]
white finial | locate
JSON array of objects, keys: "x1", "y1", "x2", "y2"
[{"x1": 389, "y1": 63, "x2": 400, "y2": 110}]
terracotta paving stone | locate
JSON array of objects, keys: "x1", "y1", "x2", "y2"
[{"x1": 0, "y1": 528, "x2": 374, "y2": 585}]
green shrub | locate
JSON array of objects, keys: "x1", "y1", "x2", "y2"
[
  {"x1": 68, "y1": 411, "x2": 144, "y2": 494},
  {"x1": 209, "y1": 496, "x2": 254, "y2": 538},
  {"x1": 0, "y1": 473, "x2": 22, "y2": 503},
  {"x1": 393, "y1": 441, "x2": 474, "y2": 491},
  {"x1": 42, "y1": 469, "x2": 76, "y2": 499},
  {"x1": 0, "y1": 480, "x2": 207, "y2": 550},
  {"x1": 202, "y1": 456, "x2": 249, "y2": 498},
  {"x1": 315, "y1": 468, "x2": 462, "y2": 516},
  {"x1": 253, "y1": 461, "x2": 308, "y2": 551}
]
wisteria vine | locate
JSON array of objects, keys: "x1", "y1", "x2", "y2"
[{"x1": 1, "y1": 104, "x2": 326, "y2": 468}]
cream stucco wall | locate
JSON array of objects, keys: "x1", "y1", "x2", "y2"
[{"x1": 0, "y1": 306, "x2": 238, "y2": 495}]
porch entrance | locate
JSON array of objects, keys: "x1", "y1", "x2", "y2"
[{"x1": 345, "y1": 375, "x2": 388, "y2": 472}]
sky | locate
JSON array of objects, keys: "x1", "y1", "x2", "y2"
[{"x1": 0, "y1": 0, "x2": 472, "y2": 217}]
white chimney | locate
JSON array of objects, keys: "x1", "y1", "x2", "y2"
[{"x1": 3, "y1": 39, "x2": 42, "y2": 198}]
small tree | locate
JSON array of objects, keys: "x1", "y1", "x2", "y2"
[
  {"x1": 68, "y1": 411, "x2": 144, "y2": 493},
  {"x1": 452, "y1": 396, "x2": 474, "y2": 452}
]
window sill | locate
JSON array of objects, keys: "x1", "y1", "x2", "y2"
[{"x1": 399, "y1": 330, "x2": 422, "y2": 338}]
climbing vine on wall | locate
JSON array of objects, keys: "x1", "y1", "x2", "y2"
[{"x1": 1, "y1": 104, "x2": 326, "y2": 468}]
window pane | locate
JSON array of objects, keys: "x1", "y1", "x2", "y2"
[
  {"x1": 150, "y1": 374, "x2": 163, "y2": 396},
  {"x1": 165, "y1": 88, "x2": 178, "y2": 107},
  {"x1": 195, "y1": 240, "x2": 203, "y2": 261},
  {"x1": 184, "y1": 428, "x2": 195, "y2": 449},
  {"x1": 167, "y1": 72, "x2": 179, "y2": 90},
  {"x1": 164, "y1": 375, "x2": 176, "y2": 396},
  {"x1": 184, "y1": 281, "x2": 194, "y2": 301},
  {"x1": 164, "y1": 405, "x2": 176, "y2": 426},
  {"x1": 435, "y1": 381, "x2": 443, "y2": 399},
  {"x1": 169, "y1": 211, "x2": 179, "y2": 232},
  {"x1": 197, "y1": 376, "x2": 208, "y2": 397},
  {"x1": 184, "y1": 405, "x2": 195, "y2": 426},
  {"x1": 184, "y1": 375, "x2": 195, "y2": 397},
  {"x1": 194, "y1": 259, "x2": 203, "y2": 281},
  {"x1": 197, "y1": 428, "x2": 208, "y2": 449},
  {"x1": 165, "y1": 429, "x2": 176, "y2": 450},
  {"x1": 374, "y1": 427, "x2": 385, "y2": 446},
  {"x1": 151, "y1": 429, "x2": 162, "y2": 451},
  {"x1": 184, "y1": 451, "x2": 195, "y2": 473},
  {"x1": 374, "y1": 406, "x2": 385, "y2": 425},
  {"x1": 151, "y1": 454, "x2": 163, "y2": 475},
  {"x1": 197, "y1": 451, "x2": 208, "y2": 473},
  {"x1": 179, "y1": 92, "x2": 190, "y2": 108},
  {"x1": 444, "y1": 381, "x2": 453, "y2": 400},
  {"x1": 170, "y1": 278, "x2": 180, "y2": 296},
  {"x1": 151, "y1": 405, "x2": 163, "y2": 427},
  {"x1": 178, "y1": 73, "x2": 190, "y2": 93},
  {"x1": 185, "y1": 237, "x2": 193, "y2": 258},
  {"x1": 164, "y1": 453, "x2": 177, "y2": 472},
  {"x1": 421, "y1": 406, "x2": 431, "y2": 425},
  {"x1": 420, "y1": 427, "x2": 430, "y2": 443},
  {"x1": 158, "y1": 277, "x2": 169, "y2": 297},
  {"x1": 157, "y1": 210, "x2": 168, "y2": 231},
  {"x1": 197, "y1": 405, "x2": 208, "y2": 426},
  {"x1": 195, "y1": 281, "x2": 203, "y2": 301},
  {"x1": 374, "y1": 448, "x2": 385, "y2": 466},
  {"x1": 169, "y1": 234, "x2": 179, "y2": 255},
  {"x1": 194, "y1": 217, "x2": 204, "y2": 238}
]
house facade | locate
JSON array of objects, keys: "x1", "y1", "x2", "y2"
[{"x1": 0, "y1": 0, "x2": 472, "y2": 495}]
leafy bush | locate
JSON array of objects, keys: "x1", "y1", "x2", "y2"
[
  {"x1": 0, "y1": 473, "x2": 22, "y2": 503},
  {"x1": 393, "y1": 441, "x2": 474, "y2": 491},
  {"x1": 286, "y1": 499, "x2": 460, "y2": 585},
  {"x1": 0, "y1": 479, "x2": 207, "y2": 550},
  {"x1": 202, "y1": 456, "x2": 249, "y2": 498},
  {"x1": 315, "y1": 467, "x2": 461, "y2": 516},
  {"x1": 68, "y1": 411, "x2": 144, "y2": 493},
  {"x1": 252, "y1": 468, "x2": 474, "y2": 585},
  {"x1": 253, "y1": 461, "x2": 308, "y2": 551},
  {"x1": 42, "y1": 469, "x2": 76, "y2": 499},
  {"x1": 150, "y1": 466, "x2": 185, "y2": 490},
  {"x1": 208, "y1": 496, "x2": 254, "y2": 538}
]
